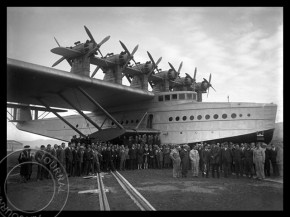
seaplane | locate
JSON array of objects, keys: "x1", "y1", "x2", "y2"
[{"x1": 7, "y1": 25, "x2": 277, "y2": 144}]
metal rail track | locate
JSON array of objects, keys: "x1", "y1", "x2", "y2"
[
  {"x1": 111, "y1": 171, "x2": 155, "y2": 211},
  {"x1": 97, "y1": 173, "x2": 110, "y2": 210}
]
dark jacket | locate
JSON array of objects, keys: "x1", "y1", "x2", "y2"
[
  {"x1": 269, "y1": 148, "x2": 278, "y2": 163},
  {"x1": 221, "y1": 148, "x2": 232, "y2": 163},
  {"x1": 244, "y1": 148, "x2": 253, "y2": 164},
  {"x1": 210, "y1": 147, "x2": 221, "y2": 164},
  {"x1": 65, "y1": 147, "x2": 73, "y2": 162},
  {"x1": 202, "y1": 149, "x2": 211, "y2": 163},
  {"x1": 232, "y1": 149, "x2": 242, "y2": 162}
]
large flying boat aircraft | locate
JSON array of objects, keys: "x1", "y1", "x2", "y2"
[{"x1": 7, "y1": 26, "x2": 277, "y2": 144}]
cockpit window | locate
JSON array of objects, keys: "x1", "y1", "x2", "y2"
[
  {"x1": 158, "y1": 95, "x2": 163, "y2": 101},
  {"x1": 165, "y1": 95, "x2": 170, "y2": 101},
  {"x1": 172, "y1": 94, "x2": 177, "y2": 100}
]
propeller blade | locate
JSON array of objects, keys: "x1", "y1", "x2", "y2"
[
  {"x1": 155, "y1": 57, "x2": 162, "y2": 66},
  {"x1": 168, "y1": 62, "x2": 177, "y2": 73},
  {"x1": 194, "y1": 67, "x2": 197, "y2": 80},
  {"x1": 84, "y1": 25, "x2": 96, "y2": 44},
  {"x1": 54, "y1": 37, "x2": 60, "y2": 47},
  {"x1": 98, "y1": 35, "x2": 110, "y2": 47},
  {"x1": 207, "y1": 87, "x2": 210, "y2": 98},
  {"x1": 131, "y1": 44, "x2": 139, "y2": 56},
  {"x1": 185, "y1": 73, "x2": 192, "y2": 80},
  {"x1": 119, "y1": 40, "x2": 130, "y2": 54},
  {"x1": 209, "y1": 73, "x2": 212, "y2": 84},
  {"x1": 52, "y1": 57, "x2": 65, "y2": 67},
  {"x1": 210, "y1": 85, "x2": 216, "y2": 92},
  {"x1": 177, "y1": 61, "x2": 183, "y2": 75},
  {"x1": 91, "y1": 66, "x2": 100, "y2": 78},
  {"x1": 147, "y1": 51, "x2": 156, "y2": 66}
]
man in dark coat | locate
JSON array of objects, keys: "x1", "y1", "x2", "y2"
[
  {"x1": 104, "y1": 146, "x2": 115, "y2": 172},
  {"x1": 221, "y1": 142, "x2": 232, "y2": 178},
  {"x1": 270, "y1": 144, "x2": 279, "y2": 177},
  {"x1": 18, "y1": 145, "x2": 32, "y2": 182},
  {"x1": 35, "y1": 145, "x2": 46, "y2": 181},
  {"x1": 201, "y1": 145, "x2": 211, "y2": 178},
  {"x1": 232, "y1": 144, "x2": 243, "y2": 178},
  {"x1": 210, "y1": 143, "x2": 221, "y2": 178},
  {"x1": 129, "y1": 144, "x2": 137, "y2": 170},
  {"x1": 65, "y1": 142, "x2": 73, "y2": 177},
  {"x1": 244, "y1": 143, "x2": 254, "y2": 178},
  {"x1": 180, "y1": 144, "x2": 190, "y2": 178}
]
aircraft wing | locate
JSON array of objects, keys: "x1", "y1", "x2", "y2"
[
  {"x1": 7, "y1": 58, "x2": 155, "y2": 111},
  {"x1": 90, "y1": 56, "x2": 116, "y2": 68},
  {"x1": 51, "y1": 47, "x2": 83, "y2": 58}
]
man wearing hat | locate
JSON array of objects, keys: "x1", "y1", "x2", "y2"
[
  {"x1": 18, "y1": 145, "x2": 32, "y2": 182},
  {"x1": 180, "y1": 144, "x2": 190, "y2": 178},
  {"x1": 35, "y1": 145, "x2": 46, "y2": 181}
]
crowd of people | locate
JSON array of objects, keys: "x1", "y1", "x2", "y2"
[{"x1": 17, "y1": 134, "x2": 282, "y2": 183}]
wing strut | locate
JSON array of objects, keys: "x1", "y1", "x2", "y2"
[
  {"x1": 37, "y1": 98, "x2": 86, "y2": 137},
  {"x1": 58, "y1": 92, "x2": 102, "y2": 131},
  {"x1": 135, "y1": 112, "x2": 148, "y2": 130},
  {"x1": 77, "y1": 87, "x2": 124, "y2": 130}
]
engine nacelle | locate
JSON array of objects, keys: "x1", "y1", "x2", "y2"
[{"x1": 154, "y1": 69, "x2": 178, "y2": 81}]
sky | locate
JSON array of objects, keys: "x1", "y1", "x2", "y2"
[{"x1": 7, "y1": 7, "x2": 283, "y2": 141}]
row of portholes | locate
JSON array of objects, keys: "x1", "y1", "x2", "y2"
[
  {"x1": 111, "y1": 119, "x2": 139, "y2": 125},
  {"x1": 169, "y1": 113, "x2": 251, "y2": 122}
]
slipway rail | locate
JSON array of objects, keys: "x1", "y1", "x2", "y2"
[{"x1": 111, "y1": 171, "x2": 155, "y2": 211}]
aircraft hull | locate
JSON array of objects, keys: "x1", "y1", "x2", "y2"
[{"x1": 16, "y1": 99, "x2": 277, "y2": 144}]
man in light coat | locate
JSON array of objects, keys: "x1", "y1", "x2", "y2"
[
  {"x1": 170, "y1": 145, "x2": 181, "y2": 178},
  {"x1": 189, "y1": 144, "x2": 200, "y2": 177},
  {"x1": 253, "y1": 142, "x2": 265, "y2": 180}
]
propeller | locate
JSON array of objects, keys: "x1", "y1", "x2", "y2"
[
  {"x1": 91, "y1": 66, "x2": 100, "y2": 78},
  {"x1": 147, "y1": 51, "x2": 162, "y2": 77},
  {"x1": 84, "y1": 25, "x2": 110, "y2": 58},
  {"x1": 119, "y1": 41, "x2": 139, "y2": 69},
  {"x1": 168, "y1": 61, "x2": 183, "y2": 77},
  {"x1": 203, "y1": 73, "x2": 216, "y2": 97},
  {"x1": 52, "y1": 37, "x2": 72, "y2": 67}
]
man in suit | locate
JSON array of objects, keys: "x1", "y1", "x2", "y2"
[
  {"x1": 18, "y1": 145, "x2": 32, "y2": 182},
  {"x1": 221, "y1": 142, "x2": 232, "y2": 178},
  {"x1": 35, "y1": 145, "x2": 46, "y2": 181},
  {"x1": 270, "y1": 144, "x2": 279, "y2": 177},
  {"x1": 180, "y1": 144, "x2": 190, "y2": 178},
  {"x1": 201, "y1": 144, "x2": 211, "y2": 178},
  {"x1": 210, "y1": 143, "x2": 221, "y2": 178},
  {"x1": 65, "y1": 142, "x2": 73, "y2": 177},
  {"x1": 244, "y1": 143, "x2": 254, "y2": 178},
  {"x1": 232, "y1": 144, "x2": 243, "y2": 178}
]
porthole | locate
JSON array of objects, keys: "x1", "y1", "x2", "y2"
[
  {"x1": 231, "y1": 113, "x2": 237, "y2": 119},
  {"x1": 239, "y1": 114, "x2": 243, "y2": 117},
  {"x1": 190, "y1": 115, "x2": 194, "y2": 120},
  {"x1": 76, "y1": 124, "x2": 79, "y2": 128},
  {"x1": 131, "y1": 120, "x2": 134, "y2": 123},
  {"x1": 197, "y1": 115, "x2": 202, "y2": 120},
  {"x1": 205, "y1": 115, "x2": 210, "y2": 120},
  {"x1": 214, "y1": 114, "x2": 219, "y2": 119},
  {"x1": 121, "y1": 121, "x2": 124, "y2": 125},
  {"x1": 112, "y1": 122, "x2": 115, "y2": 125},
  {"x1": 169, "y1": 117, "x2": 173, "y2": 122},
  {"x1": 183, "y1": 116, "x2": 187, "y2": 121},
  {"x1": 87, "y1": 123, "x2": 90, "y2": 127},
  {"x1": 136, "y1": 119, "x2": 139, "y2": 123},
  {"x1": 126, "y1": 120, "x2": 129, "y2": 124},
  {"x1": 176, "y1": 116, "x2": 180, "y2": 121},
  {"x1": 247, "y1": 113, "x2": 251, "y2": 117},
  {"x1": 222, "y1": 114, "x2": 227, "y2": 119}
]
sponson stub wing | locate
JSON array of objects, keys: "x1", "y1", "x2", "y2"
[{"x1": 7, "y1": 58, "x2": 155, "y2": 111}]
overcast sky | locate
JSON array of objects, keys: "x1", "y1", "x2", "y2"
[{"x1": 7, "y1": 7, "x2": 283, "y2": 141}]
